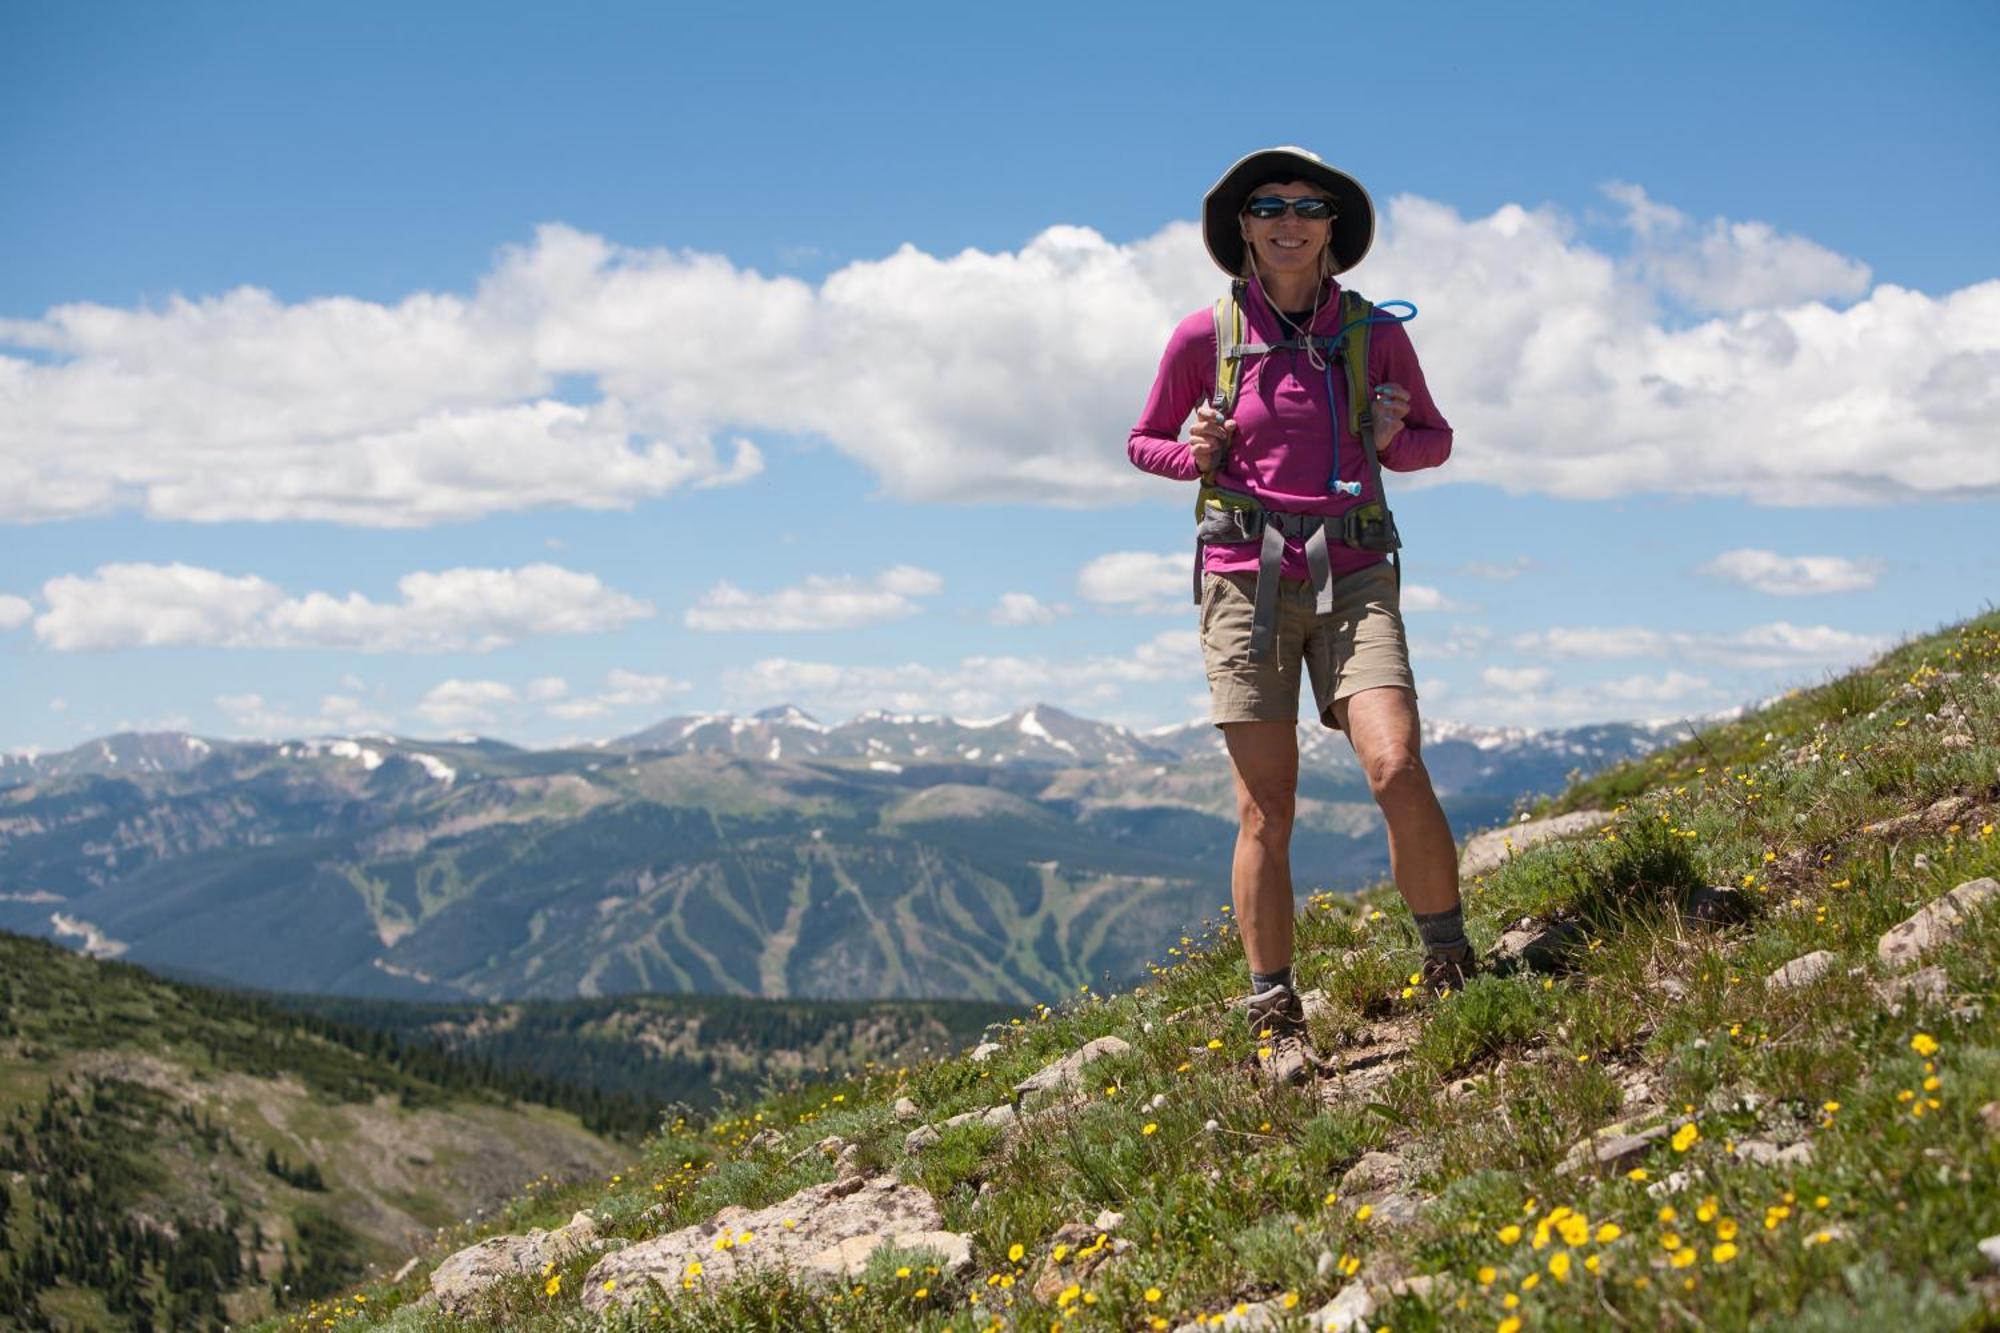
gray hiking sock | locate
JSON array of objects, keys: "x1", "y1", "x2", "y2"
[
  {"x1": 1413, "y1": 904, "x2": 1470, "y2": 958},
  {"x1": 1249, "y1": 965, "x2": 1294, "y2": 995}
]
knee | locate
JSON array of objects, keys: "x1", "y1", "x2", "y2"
[
  {"x1": 1237, "y1": 776, "x2": 1298, "y2": 841},
  {"x1": 1363, "y1": 747, "x2": 1428, "y2": 801}
]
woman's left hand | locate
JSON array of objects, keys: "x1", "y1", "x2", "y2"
[{"x1": 1372, "y1": 382, "x2": 1410, "y2": 448}]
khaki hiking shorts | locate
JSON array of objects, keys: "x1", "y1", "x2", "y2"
[{"x1": 1199, "y1": 559, "x2": 1416, "y2": 731}]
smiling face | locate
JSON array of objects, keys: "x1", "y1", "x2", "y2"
[{"x1": 1239, "y1": 179, "x2": 1334, "y2": 283}]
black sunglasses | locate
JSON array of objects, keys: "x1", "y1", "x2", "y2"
[{"x1": 1244, "y1": 195, "x2": 1337, "y2": 220}]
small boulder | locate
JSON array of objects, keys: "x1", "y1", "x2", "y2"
[
  {"x1": 892, "y1": 1096, "x2": 922, "y2": 1122},
  {"x1": 1684, "y1": 884, "x2": 1751, "y2": 926},
  {"x1": 903, "y1": 1124, "x2": 941, "y2": 1154},
  {"x1": 1459, "y1": 809, "x2": 1613, "y2": 879},
  {"x1": 1312, "y1": 1280, "x2": 1378, "y2": 1333},
  {"x1": 1489, "y1": 916, "x2": 1586, "y2": 974},
  {"x1": 968, "y1": 1042, "x2": 1003, "y2": 1063},
  {"x1": 1878, "y1": 877, "x2": 1999, "y2": 970},
  {"x1": 1732, "y1": 1139, "x2": 1814, "y2": 1168},
  {"x1": 1979, "y1": 1235, "x2": 2000, "y2": 1273},
  {"x1": 1339, "y1": 1151, "x2": 1403, "y2": 1194},
  {"x1": 425, "y1": 1211, "x2": 604, "y2": 1316},
  {"x1": 1874, "y1": 965, "x2": 1950, "y2": 1014},
  {"x1": 1766, "y1": 951, "x2": 1839, "y2": 992},
  {"x1": 1012, "y1": 1036, "x2": 1131, "y2": 1108}
]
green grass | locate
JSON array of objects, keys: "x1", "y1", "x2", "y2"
[{"x1": 239, "y1": 611, "x2": 2000, "y2": 1333}]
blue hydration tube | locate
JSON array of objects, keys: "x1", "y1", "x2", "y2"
[{"x1": 1325, "y1": 300, "x2": 1418, "y2": 496}]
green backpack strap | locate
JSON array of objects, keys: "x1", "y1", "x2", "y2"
[{"x1": 1195, "y1": 279, "x2": 1252, "y2": 602}]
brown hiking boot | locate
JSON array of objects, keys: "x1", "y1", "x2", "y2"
[
  {"x1": 1246, "y1": 984, "x2": 1314, "y2": 1086},
  {"x1": 1421, "y1": 945, "x2": 1479, "y2": 997}
]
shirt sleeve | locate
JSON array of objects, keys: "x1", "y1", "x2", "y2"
[
  {"x1": 1371, "y1": 318, "x2": 1451, "y2": 472},
  {"x1": 1126, "y1": 311, "x2": 1213, "y2": 482}
]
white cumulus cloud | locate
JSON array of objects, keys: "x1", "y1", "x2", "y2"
[
  {"x1": 1604, "y1": 183, "x2": 1872, "y2": 314},
  {"x1": 990, "y1": 593, "x2": 1065, "y2": 626},
  {"x1": 1399, "y1": 583, "x2": 1477, "y2": 613},
  {"x1": 33, "y1": 562, "x2": 651, "y2": 652},
  {"x1": 685, "y1": 565, "x2": 942, "y2": 631},
  {"x1": 1509, "y1": 621, "x2": 1887, "y2": 673},
  {"x1": 1077, "y1": 551, "x2": 1188, "y2": 613},
  {"x1": 1696, "y1": 548, "x2": 1883, "y2": 596},
  {"x1": 414, "y1": 679, "x2": 518, "y2": 729},
  {"x1": 0, "y1": 594, "x2": 33, "y2": 630},
  {"x1": 1480, "y1": 666, "x2": 1552, "y2": 691},
  {"x1": 546, "y1": 668, "x2": 691, "y2": 721},
  {"x1": 215, "y1": 691, "x2": 395, "y2": 738},
  {"x1": 4, "y1": 191, "x2": 1991, "y2": 524}
]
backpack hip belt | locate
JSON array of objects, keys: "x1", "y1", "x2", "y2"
[{"x1": 1193, "y1": 279, "x2": 1405, "y2": 666}]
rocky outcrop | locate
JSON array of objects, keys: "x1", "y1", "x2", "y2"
[
  {"x1": 424, "y1": 1211, "x2": 607, "y2": 1316},
  {"x1": 1766, "y1": 950, "x2": 1840, "y2": 992},
  {"x1": 1459, "y1": 810, "x2": 1614, "y2": 879},
  {"x1": 1878, "y1": 877, "x2": 1999, "y2": 970},
  {"x1": 580, "y1": 1174, "x2": 969, "y2": 1314},
  {"x1": 1011, "y1": 1035, "x2": 1130, "y2": 1108}
]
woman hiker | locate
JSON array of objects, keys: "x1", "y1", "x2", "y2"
[{"x1": 1126, "y1": 146, "x2": 1474, "y2": 1086}]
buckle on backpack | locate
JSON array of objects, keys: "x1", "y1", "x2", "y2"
[{"x1": 1340, "y1": 504, "x2": 1400, "y2": 553}]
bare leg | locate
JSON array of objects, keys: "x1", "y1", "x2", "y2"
[
  {"x1": 1333, "y1": 686, "x2": 1460, "y2": 917},
  {"x1": 1220, "y1": 720, "x2": 1300, "y2": 973}
]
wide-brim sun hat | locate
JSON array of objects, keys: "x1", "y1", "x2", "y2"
[{"x1": 1202, "y1": 145, "x2": 1375, "y2": 278}]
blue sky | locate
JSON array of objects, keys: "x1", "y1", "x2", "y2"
[{"x1": 3, "y1": 0, "x2": 1996, "y2": 752}]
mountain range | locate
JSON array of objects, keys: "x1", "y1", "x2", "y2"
[{"x1": 0, "y1": 704, "x2": 1688, "y2": 1005}]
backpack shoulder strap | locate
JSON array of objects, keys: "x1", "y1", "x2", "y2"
[
  {"x1": 1210, "y1": 279, "x2": 1250, "y2": 416},
  {"x1": 1337, "y1": 287, "x2": 1374, "y2": 440}
]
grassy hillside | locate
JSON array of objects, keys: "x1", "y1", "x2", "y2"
[
  {"x1": 0, "y1": 932, "x2": 629, "y2": 1331},
  {"x1": 245, "y1": 610, "x2": 1998, "y2": 1330}
]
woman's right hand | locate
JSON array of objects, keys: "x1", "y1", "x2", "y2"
[{"x1": 1189, "y1": 402, "x2": 1237, "y2": 475}]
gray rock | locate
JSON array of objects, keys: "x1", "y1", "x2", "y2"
[
  {"x1": 1979, "y1": 1235, "x2": 2000, "y2": 1273},
  {"x1": 1489, "y1": 916, "x2": 1586, "y2": 974},
  {"x1": 745, "y1": 1128, "x2": 785, "y2": 1153},
  {"x1": 580, "y1": 1175, "x2": 964, "y2": 1314},
  {"x1": 1558, "y1": 1122, "x2": 1667, "y2": 1175},
  {"x1": 1459, "y1": 809, "x2": 1614, "y2": 879},
  {"x1": 1874, "y1": 965, "x2": 1950, "y2": 1013},
  {"x1": 1733, "y1": 1139, "x2": 1814, "y2": 1167},
  {"x1": 426, "y1": 1211, "x2": 602, "y2": 1316},
  {"x1": 1340, "y1": 1151, "x2": 1403, "y2": 1194},
  {"x1": 1011, "y1": 1035, "x2": 1131, "y2": 1107},
  {"x1": 1767, "y1": 950, "x2": 1839, "y2": 991},
  {"x1": 891, "y1": 1096, "x2": 921, "y2": 1122},
  {"x1": 902, "y1": 1124, "x2": 941, "y2": 1153},
  {"x1": 1312, "y1": 1279, "x2": 1378, "y2": 1333},
  {"x1": 1685, "y1": 884, "x2": 1751, "y2": 926},
  {"x1": 1879, "y1": 877, "x2": 1999, "y2": 970},
  {"x1": 802, "y1": 1229, "x2": 972, "y2": 1281},
  {"x1": 1863, "y1": 796, "x2": 1974, "y2": 838},
  {"x1": 968, "y1": 1042, "x2": 1003, "y2": 1063},
  {"x1": 1362, "y1": 1192, "x2": 1424, "y2": 1228}
]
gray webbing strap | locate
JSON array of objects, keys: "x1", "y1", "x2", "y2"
[
  {"x1": 1192, "y1": 539, "x2": 1204, "y2": 604},
  {"x1": 1249, "y1": 522, "x2": 1286, "y2": 664},
  {"x1": 1304, "y1": 523, "x2": 1334, "y2": 616},
  {"x1": 1246, "y1": 513, "x2": 1339, "y2": 664}
]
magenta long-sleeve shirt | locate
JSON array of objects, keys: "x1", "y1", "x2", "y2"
[{"x1": 1127, "y1": 277, "x2": 1452, "y2": 581}]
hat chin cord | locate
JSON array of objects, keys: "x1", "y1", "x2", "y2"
[{"x1": 1245, "y1": 244, "x2": 1333, "y2": 372}]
